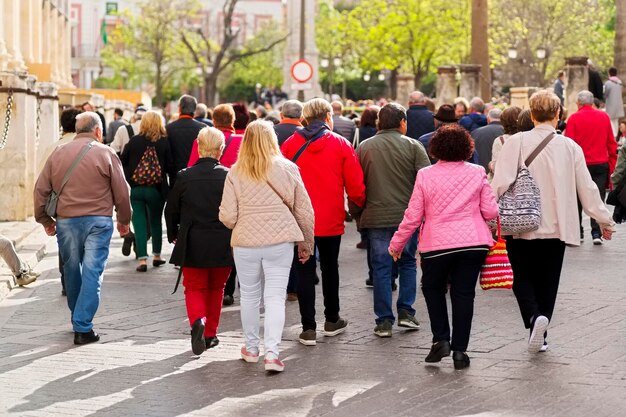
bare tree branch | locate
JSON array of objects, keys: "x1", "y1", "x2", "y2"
[
  {"x1": 181, "y1": 32, "x2": 202, "y2": 65},
  {"x1": 222, "y1": 34, "x2": 288, "y2": 71}
]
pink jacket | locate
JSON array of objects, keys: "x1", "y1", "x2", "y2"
[
  {"x1": 390, "y1": 161, "x2": 499, "y2": 254},
  {"x1": 187, "y1": 131, "x2": 243, "y2": 169}
]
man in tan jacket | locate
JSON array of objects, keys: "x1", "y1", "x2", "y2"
[{"x1": 34, "y1": 112, "x2": 131, "y2": 345}]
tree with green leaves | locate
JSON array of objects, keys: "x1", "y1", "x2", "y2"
[
  {"x1": 101, "y1": 0, "x2": 201, "y2": 107},
  {"x1": 181, "y1": 0, "x2": 287, "y2": 106},
  {"x1": 218, "y1": 24, "x2": 286, "y2": 103},
  {"x1": 318, "y1": 0, "x2": 469, "y2": 95},
  {"x1": 490, "y1": 0, "x2": 614, "y2": 85},
  {"x1": 615, "y1": 0, "x2": 626, "y2": 71}
]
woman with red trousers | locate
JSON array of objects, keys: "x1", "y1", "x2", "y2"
[{"x1": 165, "y1": 127, "x2": 234, "y2": 356}]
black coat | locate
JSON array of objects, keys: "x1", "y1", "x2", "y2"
[
  {"x1": 164, "y1": 158, "x2": 234, "y2": 268},
  {"x1": 120, "y1": 134, "x2": 173, "y2": 199},
  {"x1": 166, "y1": 117, "x2": 207, "y2": 185},
  {"x1": 274, "y1": 122, "x2": 302, "y2": 146},
  {"x1": 471, "y1": 122, "x2": 504, "y2": 171}
]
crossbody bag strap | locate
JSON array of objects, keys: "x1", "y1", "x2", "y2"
[
  {"x1": 291, "y1": 129, "x2": 328, "y2": 163},
  {"x1": 525, "y1": 132, "x2": 555, "y2": 167},
  {"x1": 219, "y1": 132, "x2": 235, "y2": 162},
  {"x1": 266, "y1": 180, "x2": 293, "y2": 213},
  {"x1": 57, "y1": 142, "x2": 94, "y2": 196}
]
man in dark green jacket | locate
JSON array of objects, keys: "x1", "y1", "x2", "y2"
[{"x1": 356, "y1": 103, "x2": 430, "y2": 337}]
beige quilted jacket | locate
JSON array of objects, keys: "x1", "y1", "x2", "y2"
[{"x1": 219, "y1": 157, "x2": 315, "y2": 252}]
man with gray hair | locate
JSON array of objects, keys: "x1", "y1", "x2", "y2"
[
  {"x1": 274, "y1": 100, "x2": 304, "y2": 146},
  {"x1": 459, "y1": 97, "x2": 488, "y2": 132},
  {"x1": 406, "y1": 90, "x2": 435, "y2": 140},
  {"x1": 167, "y1": 95, "x2": 206, "y2": 187},
  {"x1": 331, "y1": 100, "x2": 356, "y2": 143},
  {"x1": 565, "y1": 90, "x2": 617, "y2": 244},
  {"x1": 194, "y1": 103, "x2": 213, "y2": 127},
  {"x1": 34, "y1": 112, "x2": 132, "y2": 345},
  {"x1": 471, "y1": 107, "x2": 504, "y2": 172}
]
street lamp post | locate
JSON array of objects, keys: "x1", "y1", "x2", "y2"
[{"x1": 507, "y1": 45, "x2": 548, "y2": 86}]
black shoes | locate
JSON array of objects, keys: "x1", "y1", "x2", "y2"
[
  {"x1": 191, "y1": 319, "x2": 206, "y2": 355},
  {"x1": 222, "y1": 295, "x2": 234, "y2": 306},
  {"x1": 425, "y1": 340, "x2": 451, "y2": 363},
  {"x1": 365, "y1": 278, "x2": 397, "y2": 291},
  {"x1": 136, "y1": 264, "x2": 147, "y2": 272},
  {"x1": 122, "y1": 231, "x2": 135, "y2": 256},
  {"x1": 452, "y1": 351, "x2": 470, "y2": 370},
  {"x1": 74, "y1": 329, "x2": 100, "y2": 345},
  {"x1": 205, "y1": 336, "x2": 219, "y2": 349},
  {"x1": 153, "y1": 259, "x2": 166, "y2": 267}
]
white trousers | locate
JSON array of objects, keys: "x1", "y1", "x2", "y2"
[
  {"x1": 611, "y1": 118, "x2": 619, "y2": 138},
  {"x1": 234, "y1": 242, "x2": 293, "y2": 356}
]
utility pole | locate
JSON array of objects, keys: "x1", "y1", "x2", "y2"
[{"x1": 298, "y1": 0, "x2": 305, "y2": 101}]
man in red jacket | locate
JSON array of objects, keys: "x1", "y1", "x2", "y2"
[
  {"x1": 564, "y1": 90, "x2": 617, "y2": 244},
  {"x1": 282, "y1": 98, "x2": 366, "y2": 346}
]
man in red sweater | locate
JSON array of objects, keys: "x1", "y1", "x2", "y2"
[
  {"x1": 564, "y1": 90, "x2": 617, "y2": 244},
  {"x1": 282, "y1": 98, "x2": 366, "y2": 346}
]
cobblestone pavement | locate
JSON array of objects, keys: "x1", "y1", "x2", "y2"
[{"x1": 0, "y1": 220, "x2": 624, "y2": 417}]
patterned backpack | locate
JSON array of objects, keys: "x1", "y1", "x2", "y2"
[
  {"x1": 132, "y1": 145, "x2": 162, "y2": 186},
  {"x1": 498, "y1": 132, "x2": 554, "y2": 234}
]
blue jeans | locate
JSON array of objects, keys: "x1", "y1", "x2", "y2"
[
  {"x1": 369, "y1": 227, "x2": 418, "y2": 324},
  {"x1": 56, "y1": 216, "x2": 113, "y2": 333}
]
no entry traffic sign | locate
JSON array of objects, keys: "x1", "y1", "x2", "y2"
[{"x1": 291, "y1": 60, "x2": 314, "y2": 83}]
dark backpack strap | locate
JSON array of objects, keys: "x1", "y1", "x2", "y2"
[
  {"x1": 219, "y1": 132, "x2": 235, "y2": 162},
  {"x1": 525, "y1": 132, "x2": 555, "y2": 166},
  {"x1": 125, "y1": 124, "x2": 134, "y2": 139},
  {"x1": 291, "y1": 129, "x2": 328, "y2": 164}
]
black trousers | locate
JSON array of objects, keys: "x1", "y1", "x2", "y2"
[
  {"x1": 295, "y1": 235, "x2": 342, "y2": 331},
  {"x1": 420, "y1": 249, "x2": 486, "y2": 352},
  {"x1": 577, "y1": 163, "x2": 608, "y2": 238},
  {"x1": 224, "y1": 266, "x2": 237, "y2": 297},
  {"x1": 506, "y1": 237, "x2": 566, "y2": 330}
]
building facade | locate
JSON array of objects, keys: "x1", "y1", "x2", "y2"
[{"x1": 0, "y1": 0, "x2": 74, "y2": 221}]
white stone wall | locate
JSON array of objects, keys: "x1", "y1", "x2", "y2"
[{"x1": 0, "y1": 0, "x2": 68, "y2": 221}]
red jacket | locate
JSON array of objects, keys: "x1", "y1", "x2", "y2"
[
  {"x1": 565, "y1": 106, "x2": 617, "y2": 174},
  {"x1": 281, "y1": 126, "x2": 366, "y2": 236},
  {"x1": 187, "y1": 129, "x2": 243, "y2": 169}
]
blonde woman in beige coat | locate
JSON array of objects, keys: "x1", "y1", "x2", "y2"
[{"x1": 219, "y1": 120, "x2": 314, "y2": 372}]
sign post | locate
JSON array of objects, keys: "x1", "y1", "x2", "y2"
[{"x1": 291, "y1": 60, "x2": 313, "y2": 99}]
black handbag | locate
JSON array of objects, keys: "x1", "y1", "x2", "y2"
[{"x1": 606, "y1": 181, "x2": 626, "y2": 207}]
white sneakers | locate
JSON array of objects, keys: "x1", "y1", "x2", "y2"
[{"x1": 528, "y1": 315, "x2": 549, "y2": 353}]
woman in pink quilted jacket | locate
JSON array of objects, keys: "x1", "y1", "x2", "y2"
[
  {"x1": 219, "y1": 120, "x2": 314, "y2": 373},
  {"x1": 389, "y1": 124, "x2": 499, "y2": 370}
]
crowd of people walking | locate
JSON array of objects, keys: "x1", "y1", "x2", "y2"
[{"x1": 27, "y1": 70, "x2": 622, "y2": 373}]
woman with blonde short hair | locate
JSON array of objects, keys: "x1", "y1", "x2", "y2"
[
  {"x1": 220, "y1": 120, "x2": 314, "y2": 372},
  {"x1": 165, "y1": 127, "x2": 235, "y2": 355},
  {"x1": 491, "y1": 90, "x2": 615, "y2": 354},
  {"x1": 121, "y1": 110, "x2": 172, "y2": 272}
]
